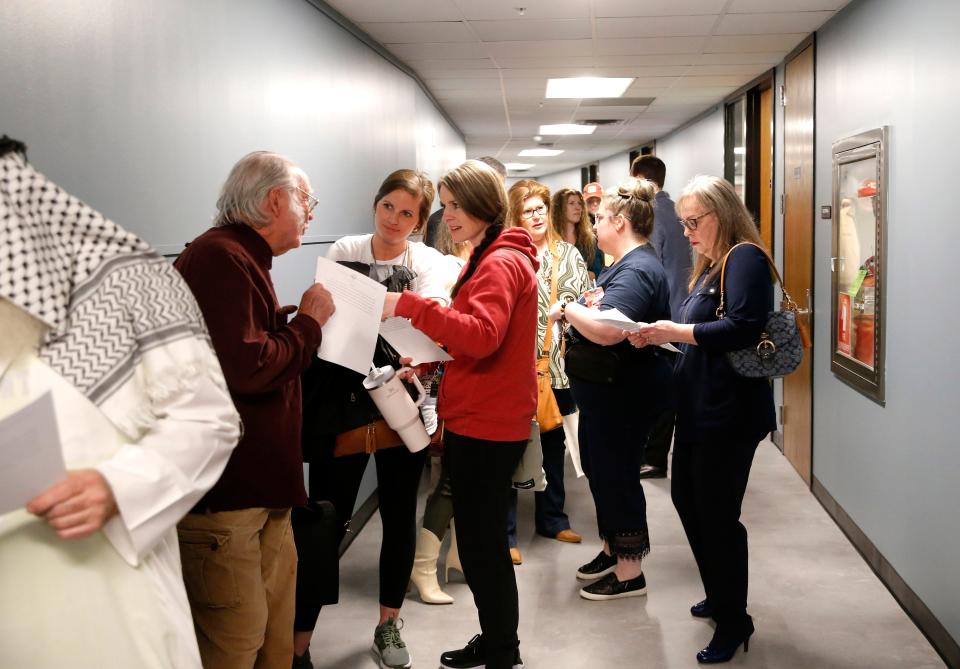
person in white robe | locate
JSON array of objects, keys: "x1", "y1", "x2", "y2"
[{"x1": 0, "y1": 136, "x2": 240, "y2": 668}]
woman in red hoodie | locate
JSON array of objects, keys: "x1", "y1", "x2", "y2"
[{"x1": 383, "y1": 160, "x2": 538, "y2": 669}]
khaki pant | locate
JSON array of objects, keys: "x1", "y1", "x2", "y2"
[{"x1": 178, "y1": 508, "x2": 297, "y2": 669}]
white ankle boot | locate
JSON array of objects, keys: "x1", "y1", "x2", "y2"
[
  {"x1": 444, "y1": 519, "x2": 463, "y2": 582},
  {"x1": 410, "y1": 528, "x2": 454, "y2": 604}
]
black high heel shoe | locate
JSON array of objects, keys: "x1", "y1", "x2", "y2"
[
  {"x1": 696, "y1": 626, "x2": 753, "y2": 664},
  {"x1": 690, "y1": 599, "x2": 714, "y2": 618}
]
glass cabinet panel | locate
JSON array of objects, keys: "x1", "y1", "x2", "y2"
[{"x1": 831, "y1": 127, "x2": 887, "y2": 404}]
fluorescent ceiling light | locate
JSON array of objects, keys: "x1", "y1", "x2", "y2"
[
  {"x1": 518, "y1": 149, "x2": 564, "y2": 157},
  {"x1": 505, "y1": 162, "x2": 535, "y2": 170},
  {"x1": 539, "y1": 124, "x2": 597, "y2": 135},
  {"x1": 546, "y1": 77, "x2": 634, "y2": 99}
]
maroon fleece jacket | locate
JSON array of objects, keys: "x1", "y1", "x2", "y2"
[
  {"x1": 174, "y1": 224, "x2": 320, "y2": 511},
  {"x1": 396, "y1": 227, "x2": 539, "y2": 442}
]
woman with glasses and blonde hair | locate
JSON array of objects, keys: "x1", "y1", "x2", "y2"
[
  {"x1": 548, "y1": 177, "x2": 672, "y2": 602},
  {"x1": 503, "y1": 180, "x2": 590, "y2": 563},
  {"x1": 382, "y1": 160, "x2": 538, "y2": 669},
  {"x1": 551, "y1": 187, "x2": 604, "y2": 280},
  {"x1": 295, "y1": 169, "x2": 448, "y2": 669},
  {"x1": 628, "y1": 175, "x2": 776, "y2": 664}
]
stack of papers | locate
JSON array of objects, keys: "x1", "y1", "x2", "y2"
[{"x1": 579, "y1": 307, "x2": 682, "y2": 353}]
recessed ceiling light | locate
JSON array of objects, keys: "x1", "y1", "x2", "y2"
[
  {"x1": 539, "y1": 124, "x2": 597, "y2": 135},
  {"x1": 533, "y1": 135, "x2": 543, "y2": 142},
  {"x1": 505, "y1": 162, "x2": 535, "y2": 171},
  {"x1": 518, "y1": 149, "x2": 564, "y2": 157},
  {"x1": 546, "y1": 77, "x2": 634, "y2": 99}
]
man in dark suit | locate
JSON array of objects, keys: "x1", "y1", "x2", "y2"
[{"x1": 631, "y1": 155, "x2": 692, "y2": 478}]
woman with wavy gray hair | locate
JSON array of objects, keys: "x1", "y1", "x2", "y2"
[
  {"x1": 548, "y1": 177, "x2": 672, "y2": 602},
  {"x1": 629, "y1": 175, "x2": 775, "y2": 664}
]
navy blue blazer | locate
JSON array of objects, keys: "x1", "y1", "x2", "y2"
[
  {"x1": 650, "y1": 190, "x2": 693, "y2": 320},
  {"x1": 674, "y1": 244, "x2": 777, "y2": 444}
]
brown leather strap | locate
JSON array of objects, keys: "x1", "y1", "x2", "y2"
[{"x1": 717, "y1": 242, "x2": 797, "y2": 318}]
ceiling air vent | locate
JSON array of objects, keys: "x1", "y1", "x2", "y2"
[
  {"x1": 536, "y1": 141, "x2": 555, "y2": 147},
  {"x1": 578, "y1": 119, "x2": 623, "y2": 126}
]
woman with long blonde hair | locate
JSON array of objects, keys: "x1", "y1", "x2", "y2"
[{"x1": 551, "y1": 187, "x2": 604, "y2": 279}]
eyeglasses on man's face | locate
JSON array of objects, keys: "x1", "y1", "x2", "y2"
[
  {"x1": 521, "y1": 205, "x2": 547, "y2": 220},
  {"x1": 679, "y1": 210, "x2": 713, "y2": 231},
  {"x1": 294, "y1": 186, "x2": 320, "y2": 214}
]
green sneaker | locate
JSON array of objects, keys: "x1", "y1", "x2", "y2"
[{"x1": 372, "y1": 617, "x2": 412, "y2": 669}]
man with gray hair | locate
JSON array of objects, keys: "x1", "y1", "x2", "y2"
[{"x1": 174, "y1": 151, "x2": 335, "y2": 669}]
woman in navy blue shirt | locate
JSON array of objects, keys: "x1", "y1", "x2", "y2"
[
  {"x1": 549, "y1": 177, "x2": 672, "y2": 602},
  {"x1": 630, "y1": 175, "x2": 776, "y2": 664}
]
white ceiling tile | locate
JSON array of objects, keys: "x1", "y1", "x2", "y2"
[
  {"x1": 472, "y1": 19, "x2": 591, "y2": 42},
  {"x1": 574, "y1": 109, "x2": 648, "y2": 122},
  {"x1": 695, "y1": 51, "x2": 784, "y2": 64},
  {"x1": 494, "y1": 56, "x2": 599, "y2": 69},
  {"x1": 594, "y1": 54, "x2": 700, "y2": 67},
  {"x1": 729, "y1": 0, "x2": 850, "y2": 12},
  {"x1": 484, "y1": 39, "x2": 594, "y2": 59},
  {"x1": 595, "y1": 15, "x2": 717, "y2": 39},
  {"x1": 361, "y1": 21, "x2": 474, "y2": 44},
  {"x1": 596, "y1": 36, "x2": 708, "y2": 56},
  {"x1": 715, "y1": 11, "x2": 835, "y2": 35},
  {"x1": 705, "y1": 34, "x2": 808, "y2": 53},
  {"x1": 426, "y1": 78, "x2": 505, "y2": 92},
  {"x1": 672, "y1": 74, "x2": 752, "y2": 87},
  {"x1": 324, "y1": 0, "x2": 462, "y2": 23},
  {"x1": 684, "y1": 63, "x2": 773, "y2": 75},
  {"x1": 594, "y1": 0, "x2": 728, "y2": 17},
  {"x1": 415, "y1": 67, "x2": 502, "y2": 79},
  {"x1": 388, "y1": 42, "x2": 489, "y2": 60},
  {"x1": 462, "y1": 1, "x2": 590, "y2": 20}
]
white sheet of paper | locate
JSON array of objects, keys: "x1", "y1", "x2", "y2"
[
  {"x1": 0, "y1": 392, "x2": 67, "y2": 515},
  {"x1": 379, "y1": 317, "x2": 453, "y2": 366},
  {"x1": 314, "y1": 256, "x2": 387, "y2": 375},
  {"x1": 583, "y1": 307, "x2": 683, "y2": 353}
]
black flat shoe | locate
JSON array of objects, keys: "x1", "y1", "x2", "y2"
[
  {"x1": 579, "y1": 572, "x2": 647, "y2": 601},
  {"x1": 690, "y1": 599, "x2": 714, "y2": 618},
  {"x1": 696, "y1": 625, "x2": 753, "y2": 664},
  {"x1": 576, "y1": 550, "x2": 617, "y2": 580},
  {"x1": 639, "y1": 464, "x2": 667, "y2": 479}
]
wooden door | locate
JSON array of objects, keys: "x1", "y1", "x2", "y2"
[
  {"x1": 759, "y1": 86, "x2": 773, "y2": 249},
  {"x1": 783, "y1": 43, "x2": 815, "y2": 484}
]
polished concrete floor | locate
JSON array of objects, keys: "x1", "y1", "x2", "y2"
[{"x1": 308, "y1": 441, "x2": 945, "y2": 668}]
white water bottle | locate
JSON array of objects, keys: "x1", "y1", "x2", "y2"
[{"x1": 362, "y1": 365, "x2": 429, "y2": 453}]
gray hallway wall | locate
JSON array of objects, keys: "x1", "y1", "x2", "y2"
[
  {"x1": 0, "y1": 0, "x2": 465, "y2": 298},
  {"x1": 813, "y1": 0, "x2": 960, "y2": 646},
  {"x1": 0, "y1": 0, "x2": 465, "y2": 518}
]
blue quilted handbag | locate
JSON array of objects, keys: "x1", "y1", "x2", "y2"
[{"x1": 717, "y1": 243, "x2": 809, "y2": 379}]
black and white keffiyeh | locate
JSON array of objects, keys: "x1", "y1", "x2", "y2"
[{"x1": 0, "y1": 136, "x2": 222, "y2": 438}]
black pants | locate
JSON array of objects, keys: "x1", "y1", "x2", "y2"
[
  {"x1": 671, "y1": 436, "x2": 758, "y2": 634},
  {"x1": 293, "y1": 443, "x2": 426, "y2": 630},
  {"x1": 643, "y1": 408, "x2": 676, "y2": 470},
  {"x1": 571, "y1": 377, "x2": 657, "y2": 558},
  {"x1": 446, "y1": 430, "x2": 526, "y2": 669}
]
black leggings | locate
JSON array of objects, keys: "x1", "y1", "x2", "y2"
[
  {"x1": 294, "y1": 444, "x2": 426, "y2": 630},
  {"x1": 446, "y1": 431, "x2": 526, "y2": 669}
]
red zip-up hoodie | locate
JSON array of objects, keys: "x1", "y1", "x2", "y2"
[{"x1": 396, "y1": 227, "x2": 539, "y2": 442}]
